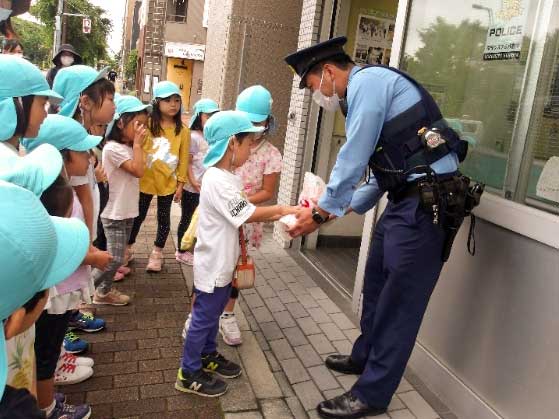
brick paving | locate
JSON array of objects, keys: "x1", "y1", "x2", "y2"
[{"x1": 64, "y1": 207, "x2": 223, "y2": 419}]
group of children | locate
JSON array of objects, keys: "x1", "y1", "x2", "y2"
[{"x1": 1, "y1": 46, "x2": 299, "y2": 416}]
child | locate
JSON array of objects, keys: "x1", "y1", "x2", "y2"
[
  {"x1": 53, "y1": 65, "x2": 116, "y2": 351},
  {"x1": 176, "y1": 98, "x2": 220, "y2": 265},
  {"x1": 22, "y1": 115, "x2": 110, "y2": 419},
  {"x1": 0, "y1": 164, "x2": 90, "y2": 416},
  {"x1": 220, "y1": 85, "x2": 283, "y2": 345},
  {"x1": 0, "y1": 55, "x2": 63, "y2": 155},
  {"x1": 128, "y1": 81, "x2": 190, "y2": 272},
  {"x1": 175, "y1": 110, "x2": 296, "y2": 397},
  {"x1": 91, "y1": 95, "x2": 150, "y2": 306}
]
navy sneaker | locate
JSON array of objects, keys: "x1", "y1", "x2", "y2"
[
  {"x1": 202, "y1": 352, "x2": 242, "y2": 379},
  {"x1": 63, "y1": 331, "x2": 89, "y2": 354},
  {"x1": 175, "y1": 368, "x2": 227, "y2": 397},
  {"x1": 68, "y1": 311, "x2": 105, "y2": 333},
  {"x1": 47, "y1": 399, "x2": 91, "y2": 419}
]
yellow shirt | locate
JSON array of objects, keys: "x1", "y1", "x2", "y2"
[{"x1": 140, "y1": 125, "x2": 190, "y2": 196}]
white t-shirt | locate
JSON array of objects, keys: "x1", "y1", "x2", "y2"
[
  {"x1": 70, "y1": 160, "x2": 100, "y2": 240},
  {"x1": 101, "y1": 141, "x2": 139, "y2": 220},
  {"x1": 193, "y1": 167, "x2": 256, "y2": 293},
  {"x1": 184, "y1": 130, "x2": 208, "y2": 193}
]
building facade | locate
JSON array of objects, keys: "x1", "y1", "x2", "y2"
[
  {"x1": 136, "y1": 0, "x2": 209, "y2": 109},
  {"x1": 278, "y1": 1, "x2": 559, "y2": 419}
]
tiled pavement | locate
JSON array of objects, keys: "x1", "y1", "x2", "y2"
[{"x1": 61, "y1": 204, "x2": 456, "y2": 418}]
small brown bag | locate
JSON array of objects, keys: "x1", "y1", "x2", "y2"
[{"x1": 233, "y1": 226, "x2": 255, "y2": 289}]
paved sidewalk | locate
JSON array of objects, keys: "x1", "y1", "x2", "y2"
[
  {"x1": 64, "y1": 207, "x2": 222, "y2": 419},
  {"x1": 170, "y1": 207, "x2": 457, "y2": 419}
]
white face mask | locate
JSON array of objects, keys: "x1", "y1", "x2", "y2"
[
  {"x1": 0, "y1": 7, "x2": 11, "y2": 23},
  {"x1": 312, "y1": 70, "x2": 341, "y2": 112},
  {"x1": 60, "y1": 55, "x2": 74, "y2": 67}
]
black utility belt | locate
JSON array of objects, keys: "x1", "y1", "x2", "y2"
[{"x1": 389, "y1": 173, "x2": 461, "y2": 204}]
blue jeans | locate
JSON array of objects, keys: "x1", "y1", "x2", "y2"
[{"x1": 181, "y1": 284, "x2": 232, "y2": 373}]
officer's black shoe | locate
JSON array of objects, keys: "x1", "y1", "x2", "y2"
[
  {"x1": 317, "y1": 391, "x2": 387, "y2": 418},
  {"x1": 325, "y1": 354, "x2": 363, "y2": 375}
]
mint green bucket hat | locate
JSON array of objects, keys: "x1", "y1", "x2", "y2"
[
  {"x1": 53, "y1": 65, "x2": 109, "y2": 117},
  {"x1": 189, "y1": 98, "x2": 220, "y2": 129},
  {"x1": 22, "y1": 114, "x2": 102, "y2": 153},
  {"x1": 0, "y1": 55, "x2": 63, "y2": 141},
  {"x1": 203, "y1": 110, "x2": 265, "y2": 168},
  {"x1": 106, "y1": 95, "x2": 152, "y2": 137},
  {"x1": 236, "y1": 85, "x2": 273, "y2": 123},
  {"x1": 0, "y1": 180, "x2": 89, "y2": 401},
  {"x1": 152, "y1": 80, "x2": 181, "y2": 99}
]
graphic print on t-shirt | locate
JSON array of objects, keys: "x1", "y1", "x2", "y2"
[
  {"x1": 146, "y1": 137, "x2": 179, "y2": 172},
  {"x1": 227, "y1": 192, "x2": 250, "y2": 218}
]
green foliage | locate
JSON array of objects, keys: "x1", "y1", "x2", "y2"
[
  {"x1": 31, "y1": 0, "x2": 112, "y2": 65},
  {"x1": 125, "y1": 49, "x2": 138, "y2": 81},
  {"x1": 9, "y1": 17, "x2": 51, "y2": 69}
]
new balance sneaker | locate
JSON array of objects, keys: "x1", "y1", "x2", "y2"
[
  {"x1": 174, "y1": 368, "x2": 228, "y2": 397},
  {"x1": 58, "y1": 348, "x2": 95, "y2": 368},
  {"x1": 175, "y1": 250, "x2": 194, "y2": 266},
  {"x1": 181, "y1": 313, "x2": 192, "y2": 340},
  {"x1": 48, "y1": 399, "x2": 91, "y2": 419},
  {"x1": 93, "y1": 289, "x2": 131, "y2": 306},
  {"x1": 202, "y1": 351, "x2": 242, "y2": 379},
  {"x1": 68, "y1": 311, "x2": 105, "y2": 333},
  {"x1": 219, "y1": 314, "x2": 242, "y2": 346},
  {"x1": 54, "y1": 363, "x2": 93, "y2": 386},
  {"x1": 63, "y1": 331, "x2": 89, "y2": 354}
]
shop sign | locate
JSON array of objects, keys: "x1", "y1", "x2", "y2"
[
  {"x1": 164, "y1": 42, "x2": 205, "y2": 61},
  {"x1": 483, "y1": 0, "x2": 528, "y2": 61}
]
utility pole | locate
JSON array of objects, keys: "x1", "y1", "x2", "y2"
[{"x1": 53, "y1": 0, "x2": 64, "y2": 56}]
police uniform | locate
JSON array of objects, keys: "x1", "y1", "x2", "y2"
[{"x1": 285, "y1": 37, "x2": 470, "y2": 417}]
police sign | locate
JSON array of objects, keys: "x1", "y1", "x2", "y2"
[
  {"x1": 483, "y1": 0, "x2": 527, "y2": 61},
  {"x1": 82, "y1": 18, "x2": 91, "y2": 34}
]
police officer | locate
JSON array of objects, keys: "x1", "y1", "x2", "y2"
[{"x1": 285, "y1": 37, "x2": 469, "y2": 418}]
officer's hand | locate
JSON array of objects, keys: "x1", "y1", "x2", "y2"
[{"x1": 287, "y1": 206, "x2": 319, "y2": 238}]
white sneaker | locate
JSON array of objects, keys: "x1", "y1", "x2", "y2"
[
  {"x1": 58, "y1": 348, "x2": 95, "y2": 368},
  {"x1": 181, "y1": 313, "x2": 192, "y2": 340},
  {"x1": 54, "y1": 363, "x2": 94, "y2": 385},
  {"x1": 219, "y1": 314, "x2": 242, "y2": 346}
]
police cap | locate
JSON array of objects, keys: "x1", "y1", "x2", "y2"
[{"x1": 285, "y1": 36, "x2": 349, "y2": 89}]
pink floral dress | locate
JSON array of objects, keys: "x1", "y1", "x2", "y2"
[{"x1": 235, "y1": 140, "x2": 282, "y2": 249}]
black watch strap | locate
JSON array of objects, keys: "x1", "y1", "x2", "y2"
[{"x1": 312, "y1": 207, "x2": 327, "y2": 224}]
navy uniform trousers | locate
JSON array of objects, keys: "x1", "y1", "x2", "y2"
[{"x1": 350, "y1": 194, "x2": 445, "y2": 408}]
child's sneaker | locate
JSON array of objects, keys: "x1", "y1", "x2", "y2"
[
  {"x1": 175, "y1": 250, "x2": 194, "y2": 266},
  {"x1": 54, "y1": 363, "x2": 93, "y2": 386},
  {"x1": 219, "y1": 314, "x2": 242, "y2": 346},
  {"x1": 202, "y1": 351, "x2": 242, "y2": 379},
  {"x1": 93, "y1": 289, "x2": 131, "y2": 306},
  {"x1": 174, "y1": 368, "x2": 228, "y2": 397},
  {"x1": 146, "y1": 250, "x2": 163, "y2": 272},
  {"x1": 47, "y1": 399, "x2": 91, "y2": 419},
  {"x1": 59, "y1": 348, "x2": 95, "y2": 367},
  {"x1": 181, "y1": 313, "x2": 192, "y2": 340},
  {"x1": 114, "y1": 266, "x2": 131, "y2": 282},
  {"x1": 63, "y1": 331, "x2": 89, "y2": 354},
  {"x1": 68, "y1": 311, "x2": 105, "y2": 332}
]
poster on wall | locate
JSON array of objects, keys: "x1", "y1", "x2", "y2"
[
  {"x1": 483, "y1": 0, "x2": 528, "y2": 61},
  {"x1": 353, "y1": 13, "x2": 395, "y2": 66}
]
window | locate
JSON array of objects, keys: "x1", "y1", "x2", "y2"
[
  {"x1": 167, "y1": 0, "x2": 187, "y2": 23},
  {"x1": 400, "y1": 0, "x2": 559, "y2": 213}
]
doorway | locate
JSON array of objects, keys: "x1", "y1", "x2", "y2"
[
  {"x1": 301, "y1": 0, "x2": 400, "y2": 295},
  {"x1": 165, "y1": 57, "x2": 193, "y2": 111}
]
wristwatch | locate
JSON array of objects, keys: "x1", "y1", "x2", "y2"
[{"x1": 311, "y1": 207, "x2": 328, "y2": 225}]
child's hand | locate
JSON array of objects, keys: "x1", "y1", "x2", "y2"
[
  {"x1": 133, "y1": 121, "x2": 147, "y2": 146},
  {"x1": 91, "y1": 250, "x2": 113, "y2": 271},
  {"x1": 174, "y1": 187, "x2": 183, "y2": 203},
  {"x1": 280, "y1": 205, "x2": 299, "y2": 216},
  {"x1": 94, "y1": 162, "x2": 107, "y2": 183}
]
